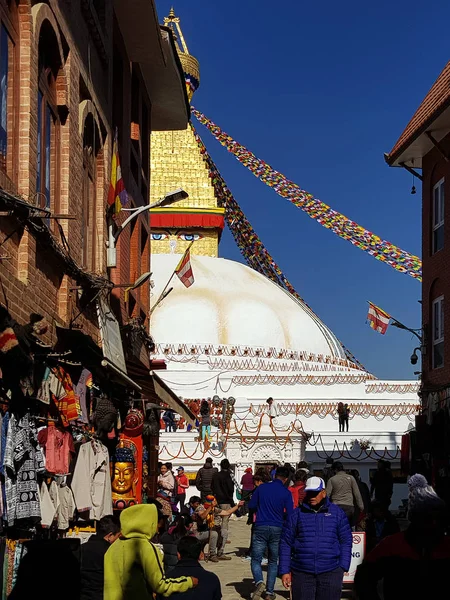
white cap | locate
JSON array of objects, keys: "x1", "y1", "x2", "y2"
[{"x1": 304, "y1": 476, "x2": 325, "y2": 492}]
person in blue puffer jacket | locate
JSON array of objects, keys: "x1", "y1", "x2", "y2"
[{"x1": 279, "y1": 476, "x2": 352, "y2": 600}]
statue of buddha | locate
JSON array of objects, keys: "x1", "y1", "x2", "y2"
[{"x1": 111, "y1": 443, "x2": 139, "y2": 510}]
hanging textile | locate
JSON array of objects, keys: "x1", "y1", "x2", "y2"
[
  {"x1": 71, "y1": 440, "x2": 112, "y2": 520},
  {"x1": 192, "y1": 108, "x2": 422, "y2": 282},
  {"x1": 4, "y1": 414, "x2": 44, "y2": 526},
  {"x1": 37, "y1": 424, "x2": 75, "y2": 475}
]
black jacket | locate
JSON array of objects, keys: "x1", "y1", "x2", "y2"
[
  {"x1": 160, "y1": 531, "x2": 180, "y2": 572},
  {"x1": 164, "y1": 559, "x2": 221, "y2": 600},
  {"x1": 195, "y1": 463, "x2": 218, "y2": 496},
  {"x1": 80, "y1": 535, "x2": 110, "y2": 600},
  {"x1": 212, "y1": 470, "x2": 234, "y2": 504}
]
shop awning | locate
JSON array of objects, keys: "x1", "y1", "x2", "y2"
[{"x1": 149, "y1": 371, "x2": 195, "y2": 426}]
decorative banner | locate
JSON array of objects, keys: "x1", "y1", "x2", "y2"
[
  {"x1": 192, "y1": 108, "x2": 422, "y2": 282},
  {"x1": 191, "y1": 124, "x2": 366, "y2": 371}
]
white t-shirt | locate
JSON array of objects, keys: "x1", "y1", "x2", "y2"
[{"x1": 269, "y1": 402, "x2": 278, "y2": 417}]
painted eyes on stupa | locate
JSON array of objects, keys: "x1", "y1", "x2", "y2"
[
  {"x1": 151, "y1": 233, "x2": 168, "y2": 241},
  {"x1": 179, "y1": 233, "x2": 202, "y2": 242}
]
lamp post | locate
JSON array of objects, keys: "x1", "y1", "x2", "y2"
[{"x1": 106, "y1": 188, "x2": 189, "y2": 268}]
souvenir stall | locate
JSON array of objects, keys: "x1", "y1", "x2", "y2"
[{"x1": 0, "y1": 307, "x2": 152, "y2": 599}]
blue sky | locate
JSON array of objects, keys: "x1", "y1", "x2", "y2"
[{"x1": 155, "y1": 0, "x2": 449, "y2": 379}]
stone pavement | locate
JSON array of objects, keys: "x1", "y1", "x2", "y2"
[
  {"x1": 202, "y1": 517, "x2": 353, "y2": 599},
  {"x1": 202, "y1": 517, "x2": 290, "y2": 599}
]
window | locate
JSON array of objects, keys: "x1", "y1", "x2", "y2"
[
  {"x1": 0, "y1": 23, "x2": 14, "y2": 176},
  {"x1": 433, "y1": 178, "x2": 444, "y2": 254},
  {"x1": 432, "y1": 296, "x2": 444, "y2": 369},
  {"x1": 36, "y1": 68, "x2": 60, "y2": 210},
  {"x1": 81, "y1": 113, "x2": 101, "y2": 272},
  {"x1": 130, "y1": 64, "x2": 150, "y2": 203}
]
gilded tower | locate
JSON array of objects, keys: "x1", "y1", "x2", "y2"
[{"x1": 150, "y1": 9, "x2": 225, "y2": 258}]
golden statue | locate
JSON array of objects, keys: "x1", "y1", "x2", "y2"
[{"x1": 111, "y1": 441, "x2": 139, "y2": 510}]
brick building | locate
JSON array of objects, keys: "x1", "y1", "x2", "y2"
[
  {"x1": 386, "y1": 60, "x2": 450, "y2": 496},
  {"x1": 0, "y1": 1, "x2": 193, "y2": 493}
]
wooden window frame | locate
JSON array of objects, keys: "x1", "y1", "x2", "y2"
[
  {"x1": 82, "y1": 144, "x2": 97, "y2": 272},
  {"x1": 432, "y1": 295, "x2": 444, "y2": 370},
  {"x1": 130, "y1": 65, "x2": 150, "y2": 204},
  {"x1": 37, "y1": 66, "x2": 60, "y2": 213},
  {"x1": 432, "y1": 178, "x2": 444, "y2": 255},
  {"x1": 0, "y1": 5, "x2": 18, "y2": 184}
]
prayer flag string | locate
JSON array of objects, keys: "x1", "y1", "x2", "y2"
[
  {"x1": 192, "y1": 108, "x2": 422, "y2": 282},
  {"x1": 191, "y1": 124, "x2": 366, "y2": 371}
]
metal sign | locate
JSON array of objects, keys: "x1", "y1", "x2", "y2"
[
  {"x1": 96, "y1": 296, "x2": 127, "y2": 374},
  {"x1": 343, "y1": 532, "x2": 366, "y2": 584}
]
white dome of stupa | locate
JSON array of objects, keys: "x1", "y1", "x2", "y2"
[{"x1": 150, "y1": 254, "x2": 361, "y2": 370}]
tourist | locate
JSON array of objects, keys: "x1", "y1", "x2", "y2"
[
  {"x1": 212, "y1": 458, "x2": 235, "y2": 547},
  {"x1": 80, "y1": 515, "x2": 121, "y2": 600},
  {"x1": 270, "y1": 463, "x2": 278, "y2": 480},
  {"x1": 176, "y1": 466, "x2": 190, "y2": 510},
  {"x1": 354, "y1": 474, "x2": 450, "y2": 599},
  {"x1": 343, "y1": 404, "x2": 350, "y2": 431},
  {"x1": 266, "y1": 397, "x2": 278, "y2": 422},
  {"x1": 160, "y1": 536, "x2": 222, "y2": 600},
  {"x1": 296, "y1": 460, "x2": 310, "y2": 475},
  {"x1": 370, "y1": 460, "x2": 393, "y2": 508},
  {"x1": 365, "y1": 500, "x2": 400, "y2": 551},
  {"x1": 240, "y1": 467, "x2": 254, "y2": 515},
  {"x1": 352, "y1": 469, "x2": 371, "y2": 529},
  {"x1": 337, "y1": 402, "x2": 345, "y2": 432},
  {"x1": 156, "y1": 490, "x2": 173, "y2": 518},
  {"x1": 322, "y1": 457, "x2": 335, "y2": 483},
  {"x1": 181, "y1": 495, "x2": 201, "y2": 522},
  {"x1": 200, "y1": 400, "x2": 211, "y2": 441},
  {"x1": 158, "y1": 462, "x2": 176, "y2": 499},
  {"x1": 104, "y1": 504, "x2": 197, "y2": 599},
  {"x1": 284, "y1": 463, "x2": 295, "y2": 487},
  {"x1": 160, "y1": 514, "x2": 189, "y2": 572},
  {"x1": 248, "y1": 466, "x2": 294, "y2": 600},
  {"x1": 244, "y1": 471, "x2": 269, "y2": 561},
  {"x1": 195, "y1": 457, "x2": 218, "y2": 502},
  {"x1": 280, "y1": 476, "x2": 352, "y2": 600},
  {"x1": 163, "y1": 409, "x2": 177, "y2": 432},
  {"x1": 289, "y1": 469, "x2": 308, "y2": 508},
  {"x1": 194, "y1": 494, "x2": 243, "y2": 562},
  {"x1": 326, "y1": 462, "x2": 364, "y2": 527}
]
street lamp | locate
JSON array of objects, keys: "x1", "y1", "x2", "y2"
[{"x1": 106, "y1": 188, "x2": 189, "y2": 268}]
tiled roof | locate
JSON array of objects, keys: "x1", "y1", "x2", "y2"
[{"x1": 387, "y1": 60, "x2": 450, "y2": 163}]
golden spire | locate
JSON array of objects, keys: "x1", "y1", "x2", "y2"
[{"x1": 163, "y1": 8, "x2": 199, "y2": 101}]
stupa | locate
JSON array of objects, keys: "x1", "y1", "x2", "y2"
[{"x1": 150, "y1": 9, "x2": 419, "y2": 507}]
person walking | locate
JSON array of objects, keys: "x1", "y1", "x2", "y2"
[
  {"x1": 248, "y1": 466, "x2": 294, "y2": 600},
  {"x1": 351, "y1": 470, "x2": 371, "y2": 530},
  {"x1": 240, "y1": 467, "x2": 254, "y2": 515},
  {"x1": 195, "y1": 457, "x2": 218, "y2": 502},
  {"x1": 343, "y1": 404, "x2": 350, "y2": 432},
  {"x1": 279, "y1": 476, "x2": 352, "y2": 600},
  {"x1": 80, "y1": 516, "x2": 121, "y2": 600},
  {"x1": 322, "y1": 458, "x2": 335, "y2": 484},
  {"x1": 326, "y1": 462, "x2": 364, "y2": 527},
  {"x1": 365, "y1": 500, "x2": 400, "y2": 551},
  {"x1": 176, "y1": 466, "x2": 189, "y2": 510},
  {"x1": 370, "y1": 460, "x2": 393, "y2": 509},
  {"x1": 289, "y1": 469, "x2": 308, "y2": 508},
  {"x1": 266, "y1": 397, "x2": 278, "y2": 423},
  {"x1": 104, "y1": 504, "x2": 197, "y2": 599},
  {"x1": 354, "y1": 474, "x2": 450, "y2": 599},
  {"x1": 161, "y1": 536, "x2": 222, "y2": 599},
  {"x1": 200, "y1": 400, "x2": 211, "y2": 441},
  {"x1": 212, "y1": 458, "x2": 236, "y2": 559}
]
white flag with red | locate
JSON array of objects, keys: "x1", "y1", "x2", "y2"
[
  {"x1": 175, "y1": 248, "x2": 194, "y2": 288},
  {"x1": 367, "y1": 302, "x2": 391, "y2": 335}
]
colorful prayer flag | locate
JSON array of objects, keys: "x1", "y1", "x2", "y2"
[
  {"x1": 367, "y1": 302, "x2": 391, "y2": 335},
  {"x1": 175, "y1": 248, "x2": 194, "y2": 288},
  {"x1": 107, "y1": 130, "x2": 128, "y2": 214}
]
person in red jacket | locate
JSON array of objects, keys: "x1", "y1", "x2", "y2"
[
  {"x1": 176, "y1": 466, "x2": 190, "y2": 510},
  {"x1": 289, "y1": 469, "x2": 308, "y2": 508},
  {"x1": 355, "y1": 474, "x2": 450, "y2": 600}
]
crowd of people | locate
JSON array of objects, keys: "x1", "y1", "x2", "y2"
[{"x1": 10, "y1": 457, "x2": 446, "y2": 600}]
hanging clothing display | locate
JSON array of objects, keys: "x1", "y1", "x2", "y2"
[
  {"x1": 37, "y1": 424, "x2": 75, "y2": 474},
  {"x1": 71, "y1": 440, "x2": 112, "y2": 520},
  {"x1": 75, "y1": 369, "x2": 91, "y2": 424},
  {"x1": 3, "y1": 414, "x2": 44, "y2": 526},
  {"x1": 50, "y1": 367, "x2": 81, "y2": 426},
  {"x1": 56, "y1": 484, "x2": 76, "y2": 530}
]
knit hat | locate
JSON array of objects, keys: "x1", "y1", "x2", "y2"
[
  {"x1": 245, "y1": 467, "x2": 253, "y2": 473},
  {"x1": 203, "y1": 495, "x2": 216, "y2": 529},
  {"x1": 407, "y1": 473, "x2": 446, "y2": 521}
]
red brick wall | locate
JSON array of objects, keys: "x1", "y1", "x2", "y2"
[
  {"x1": 0, "y1": 0, "x2": 151, "y2": 346},
  {"x1": 421, "y1": 132, "x2": 450, "y2": 390}
]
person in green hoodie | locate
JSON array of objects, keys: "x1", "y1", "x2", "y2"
[{"x1": 104, "y1": 504, "x2": 198, "y2": 599}]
